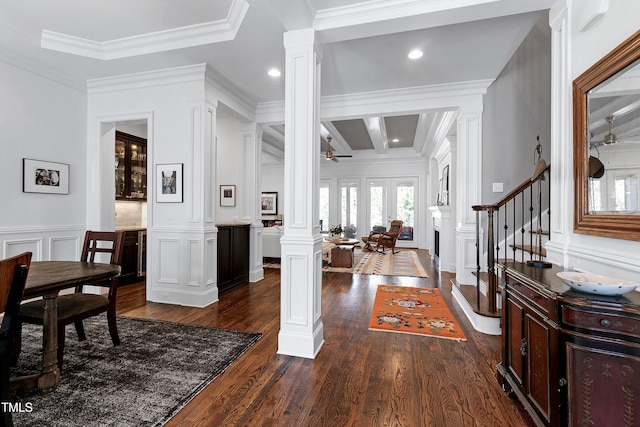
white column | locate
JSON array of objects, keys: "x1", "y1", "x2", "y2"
[
  {"x1": 455, "y1": 105, "x2": 483, "y2": 285},
  {"x1": 241, "y1": 124, "x2": 265, "y2": 283},
  {"x1": 278, "y1": 28, "x2": 324, "y2": 358},
  {"x1": 545, "y1": 1, "x2": 572, "y2": 267}
]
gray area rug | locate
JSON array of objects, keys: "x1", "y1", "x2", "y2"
[{"x1": 10, "y1": 316, "x2": 261, "y2": 426}]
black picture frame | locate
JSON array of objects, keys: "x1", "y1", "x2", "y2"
[{"x1": 261, "y1": 192, "x2": 278, "y2": 215}]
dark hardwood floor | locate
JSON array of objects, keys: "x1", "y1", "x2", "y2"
[{"x1": 116, "y1": 250, "x2": 534, "y2": 426}]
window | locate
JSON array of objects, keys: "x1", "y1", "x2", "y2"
[{"x1": 614, "y1": 174, "x2": 638, "y2": 212}]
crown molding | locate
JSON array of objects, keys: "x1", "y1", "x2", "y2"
[
  {"x1": 41, "y1": 0, "x2": 249, "y2": 60},
  {"x1": 313, "y1": 0, "x2": 498, "y2": 31},
  {"x1": 255, "y1": 80, "x2": 493, "y2": 123},
  {"x1": 204, "y1": 67, "x2": 257, "y2": 122},
  {"x1": 320, "y1": 80, "x2": 493, "y2": 118},
  {"x1": 0, "y1": 48, "x2": 86, "y2": 92},
  {"x1": 87, "y1": 63, "x2": 207, "y2": 94}
]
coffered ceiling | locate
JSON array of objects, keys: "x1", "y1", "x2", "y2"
[{"x1": 0, "y1": 0, "x2": 555, "y2": 162}]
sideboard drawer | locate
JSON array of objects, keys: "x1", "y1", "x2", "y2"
[
  {"x1": 508, "y1": 280, "x2": 552, "y2": 315},
  {"x1": 562, "y1": 305, "x2": 640, "y2": 340}
]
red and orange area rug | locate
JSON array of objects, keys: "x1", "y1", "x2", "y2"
[{"x1": 369, "y1": 285, "x2": 467, "y2": 341}]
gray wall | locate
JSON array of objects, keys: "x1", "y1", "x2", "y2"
[{"x1": 482, "y1": 11, "x2": 551, "y2": 203}]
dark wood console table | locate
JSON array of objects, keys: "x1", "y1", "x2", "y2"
[{"x1": 499, "y1": 261, "x2": 640, "y2": 427}]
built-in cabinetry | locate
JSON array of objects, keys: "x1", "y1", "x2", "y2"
[
  {"x1": 217, "y1": 224, "x2": 250, "y2": 294},
  {"x1": 118, "y1": 229, "x2": 146, "y2": 285},
  {"x1": 498, "y1": 262, "x2": 640, "y2": 427},
  {"x1": 115, "y1": 131, "x2": 147, "y2": 200}
]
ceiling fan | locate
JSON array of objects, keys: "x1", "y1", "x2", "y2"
[
  {"x1": 590, "y1": 114, "x2": 640, "y2": 146},
  {"x1": 323, "y1": 136, "x2": 352, "y2": 162}
]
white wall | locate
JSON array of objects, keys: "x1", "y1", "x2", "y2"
[
  {"x1": 262, "y1": 165, "x2": 285, "y2": 216},
  {"x1": 0, "y1": 60, "x2": 87, "y2": 261},
  {"x1": 483, "y1": 11, "x2": 552, "y2": 203},
  {"x1": 87, "y1": 64, "x2": 220, "y2": 307},
  {"x1": 547, "y1": 0, "x2": 640, "y2": 283},
  {"x1": 215, "y1": 114, "x2": 247, "y2": 222}
]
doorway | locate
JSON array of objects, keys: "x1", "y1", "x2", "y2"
[{"x1": 367, "y1": 177, "x2": 417, "y2": 248}]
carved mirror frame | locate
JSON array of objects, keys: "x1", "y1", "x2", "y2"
[{"x1": 573, "y1": 29, "x2": 640, "y2": 241}]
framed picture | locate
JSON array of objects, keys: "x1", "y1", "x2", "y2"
[
  {"x1": 156, "y1": 163, "x2": 183, "y2": 203},
  {"x1": 261, "y1": 192, "x2": 278, "y2": 215},
  {"x1": 220, "y1": 185, "x2": 236, "y2": 207},
  {"x1": 23, "y1": 158, "x2": 69, "y2": 194}
]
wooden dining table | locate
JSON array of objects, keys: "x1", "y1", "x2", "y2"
[{"x1": 10, "y1": 261, "x2": 121, "y2": 392}]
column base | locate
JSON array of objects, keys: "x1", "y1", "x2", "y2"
[{"x1": 277, "y1": 322, "x2": 324, "y2": 359}]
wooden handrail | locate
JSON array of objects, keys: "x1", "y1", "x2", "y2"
[
  {"x1": 471, "y1": 163, "x2": 551, "y2": 316},
  {"x1": 472, "y1": 164, "x2": 550, "y2": 212}
]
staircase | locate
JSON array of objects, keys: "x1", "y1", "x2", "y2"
[{"x1": 456, "y1": 164, "x2": 551, "y2": 328}]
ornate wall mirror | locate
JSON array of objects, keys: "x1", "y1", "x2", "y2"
[{"x1": 574, "y1": 29, "x2": 640, "y2": 241}]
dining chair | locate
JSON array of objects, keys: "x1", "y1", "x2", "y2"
[
  {"x1": 0, "y1": 252, "x2": 31, "y2": 427},
  {"x1": 19, "y1": 231, "x2": 124, "y2": 370}
]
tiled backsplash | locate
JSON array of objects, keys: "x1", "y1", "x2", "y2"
[{"x1": 115, "y1": 201, "x2": 147, "y2": 228}]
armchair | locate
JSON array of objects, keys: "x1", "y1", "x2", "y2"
[{"x1": 363, "y1": 220, "x2": 403, "y2": 254}]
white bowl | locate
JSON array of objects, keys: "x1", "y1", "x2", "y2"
[{"x1": 557, "y1": 271, "x2": 638, "y2": 296}]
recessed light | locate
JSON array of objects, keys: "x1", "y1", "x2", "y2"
[
  {"x1": 268, "y1": 68, "x2": 281, "y2": 77},
  {"x1": 392, "y1": 138, "x2": 400, "y2": 143},
  {"x1": 408, "y1": 50, "x2": 423, "y2": 60}
]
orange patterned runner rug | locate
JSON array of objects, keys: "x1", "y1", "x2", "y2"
[{"x1": 369, "y1": 285, "x2": 467, "y2": 341}]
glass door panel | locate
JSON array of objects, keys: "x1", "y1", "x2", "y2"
[
  {"x1": 340, "y1": 181, "x2": 358, "y2": 238},
  {"x1": 368, "y1": 181, "x2": 388, "y2": 233},
  {"x1": 396, "y1": 181, "x2": 415, "y2": 241},
  {"x1": 319, "y1": 181, "x2": 330, "y2": 233}
]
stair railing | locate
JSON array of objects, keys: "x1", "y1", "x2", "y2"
[{"x1": 471, "y1": 164, "x2": 551, "y2": 314}]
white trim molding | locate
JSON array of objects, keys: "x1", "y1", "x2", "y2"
[{"x1": 41, "y1": 0, "x2": 249, "y2": 60}]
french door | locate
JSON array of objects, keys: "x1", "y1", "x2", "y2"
[{"x1": 367, "y1": 178, "x2": 417, "y2": 247}]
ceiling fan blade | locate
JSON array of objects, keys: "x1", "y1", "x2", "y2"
[
  {"x1": 334, "y1": 155, "x2": 352, "y2": 158},
  {"x1": 331, "y1": 157, "x2": 339, "y2": 163}
]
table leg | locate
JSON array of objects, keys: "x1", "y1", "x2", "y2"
[
  {"x1": 37, "y1": 293, "x2": 60, "y2": 390},
  {"x1": 10, "y1": 294, "x2": 60, "y2": 392}
]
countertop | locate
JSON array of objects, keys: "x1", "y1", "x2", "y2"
[
  {"x1": 502, "y1": 261, "x2": 640, "y2": 310},
  {"x1": 116, "y1": 226, "x2": 147, "y2": 232},
  {"x1": 216, "y1": 222, "x2": 252, "y2": 227}
]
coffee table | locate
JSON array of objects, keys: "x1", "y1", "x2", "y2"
[{"x1": 323, "y1": 237, "x2": 360, "y2": 245}]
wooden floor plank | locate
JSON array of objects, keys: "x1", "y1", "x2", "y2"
[{"x1": 116, "y1": 251, "x2": 535, "y2": 427}]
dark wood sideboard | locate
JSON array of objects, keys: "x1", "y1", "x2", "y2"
[
  {"x1": 217, "y1": 224, "x2": 250, "y2": 294},
  {"x1": 499, "y1": 261, "x2": 640, "y2": 427}
]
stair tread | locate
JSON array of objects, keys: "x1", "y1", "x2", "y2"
[
  {"x1": 528, "y1": 230, "x2": 550, "y2": 236},
  {"x1": 455, "y1": 281, "x2": 501, "y2": 318},
  {"x1": 471, "y1": 270, "x2": 507, "y2": 293},
  {"x1": 509, "y1": 243, "x2": 547, "y2": 257}
]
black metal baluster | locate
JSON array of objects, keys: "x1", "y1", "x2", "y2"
[{"x1": 529, "y1": 185, "x2": 534, "y2": 262}]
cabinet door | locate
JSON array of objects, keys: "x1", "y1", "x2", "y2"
[
  {"x1": 217, "y1": 227, "x2": 232, "y2": 288},
  {"x1": 115, "y1": 131, "x2": 147, "y2": 200},
  {"x1": 566, "y1": 341, "x2": 640, "y2": 427},
  {"x1": 506, "y1": 296, "x2": 526, "y2": 388},
  {"x1": 231, "y1": 226, "x2": 249, "y2": 283},
  {"x1": 120, "y1": 231, "x2": 139, "y2": 282},
  {"x1": 525, "y1": 311, "x2": 557, "y2": 425}
]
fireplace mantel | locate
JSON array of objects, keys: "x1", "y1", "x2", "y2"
[{"x1": 429, "y1": 206, "x2": 454, "y2": 272}]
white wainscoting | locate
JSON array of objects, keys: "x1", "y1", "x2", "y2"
[
  {"x1": 147, "y1": 228, "x2": 219, "y2": 308},
  {"x1": 1, "y1": 226, "x2": 85, "y2": 261}
]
